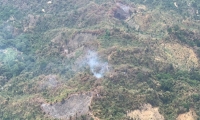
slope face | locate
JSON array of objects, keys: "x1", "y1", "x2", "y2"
[
  {"x1": 176, "y1": 109, "x2": 198, "y2": 120},
  {"x1": 41, "y1": 93, "x2": 93, "y2": 119},
  {"x1": 127, "y1": 104, "x2": 164, "y2": 120},
  {"x1": 155, "y1": 43, "x2": 199, "y2": 70},
  {"x1": 1, "y1": 0, "x2": 200, "y2": 120}
]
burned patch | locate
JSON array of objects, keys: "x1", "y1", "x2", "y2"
[
  {"x1": 41, "y1": 92, "x2": 93, "y2": 119},
  {"x1": 113, "y1": 2, "x2": 132, "y2": 20},
  {"x1": 38, "y1": 75, "x2": 60, "y2": 90},
  {"x1": 63, "y1": 33, "x2": 99, "y2": 58}
]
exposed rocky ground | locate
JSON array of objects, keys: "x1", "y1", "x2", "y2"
[{"x1": 41, "y1": 92, "x2": 93, "y2": 119}]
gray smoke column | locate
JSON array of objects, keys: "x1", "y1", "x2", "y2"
[{"x1": 86, "y1": 50, "x2": 109, "y2": 78}]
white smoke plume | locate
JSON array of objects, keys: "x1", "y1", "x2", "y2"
[{"x1": 85, "y1": 50, "x2": 109, "y2": 78}]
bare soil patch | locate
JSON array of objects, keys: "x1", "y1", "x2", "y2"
[
  {"x1": 41, "y1": 92, "x2": 93, "y2": 119},
  {"x1": 127, "y1": 104, "x2": 164, "y2": 120},
  {"x1": 176, "y1": 109, "x2": 198, "y2": 120}
]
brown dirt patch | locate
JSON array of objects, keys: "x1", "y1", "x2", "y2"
[
  {"x1": 127, "y1": 104, "x2": 164, "y2": 120},
  {"x1": 134, "y1": 13, "x2": 152, "y2": 31},
  {"x1": 155, "y1": 43, "x2": 199, "y2": 70},
  {"x1": 176, "y1": 109, "x2": 198, "y2": 120}
]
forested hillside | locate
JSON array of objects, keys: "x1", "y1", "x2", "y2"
[{"x1": 0, "y1": 0, "x2": 200, "y2": 120}]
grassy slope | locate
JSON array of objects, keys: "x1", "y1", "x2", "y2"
[{"x1": 0, "y1": 0, "x2": 200, "y2": 119}]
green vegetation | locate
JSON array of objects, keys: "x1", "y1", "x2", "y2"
[
  {"x1": 0, "y1": 0, "x2": 200, "y2": 119},
  {"x1": 0, "y1": 6, "x2": 22, "y2": 21},
  {"x1": 167, "y1": 25, "x2": 200, "y2": 47}
]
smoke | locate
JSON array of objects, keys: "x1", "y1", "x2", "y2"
[
  {"x1": 85, "y1": 50, "x2": 109, "y2": 78},
  {"x1": 116, "y1": 2, "x2": 130, "y2": 13}
]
